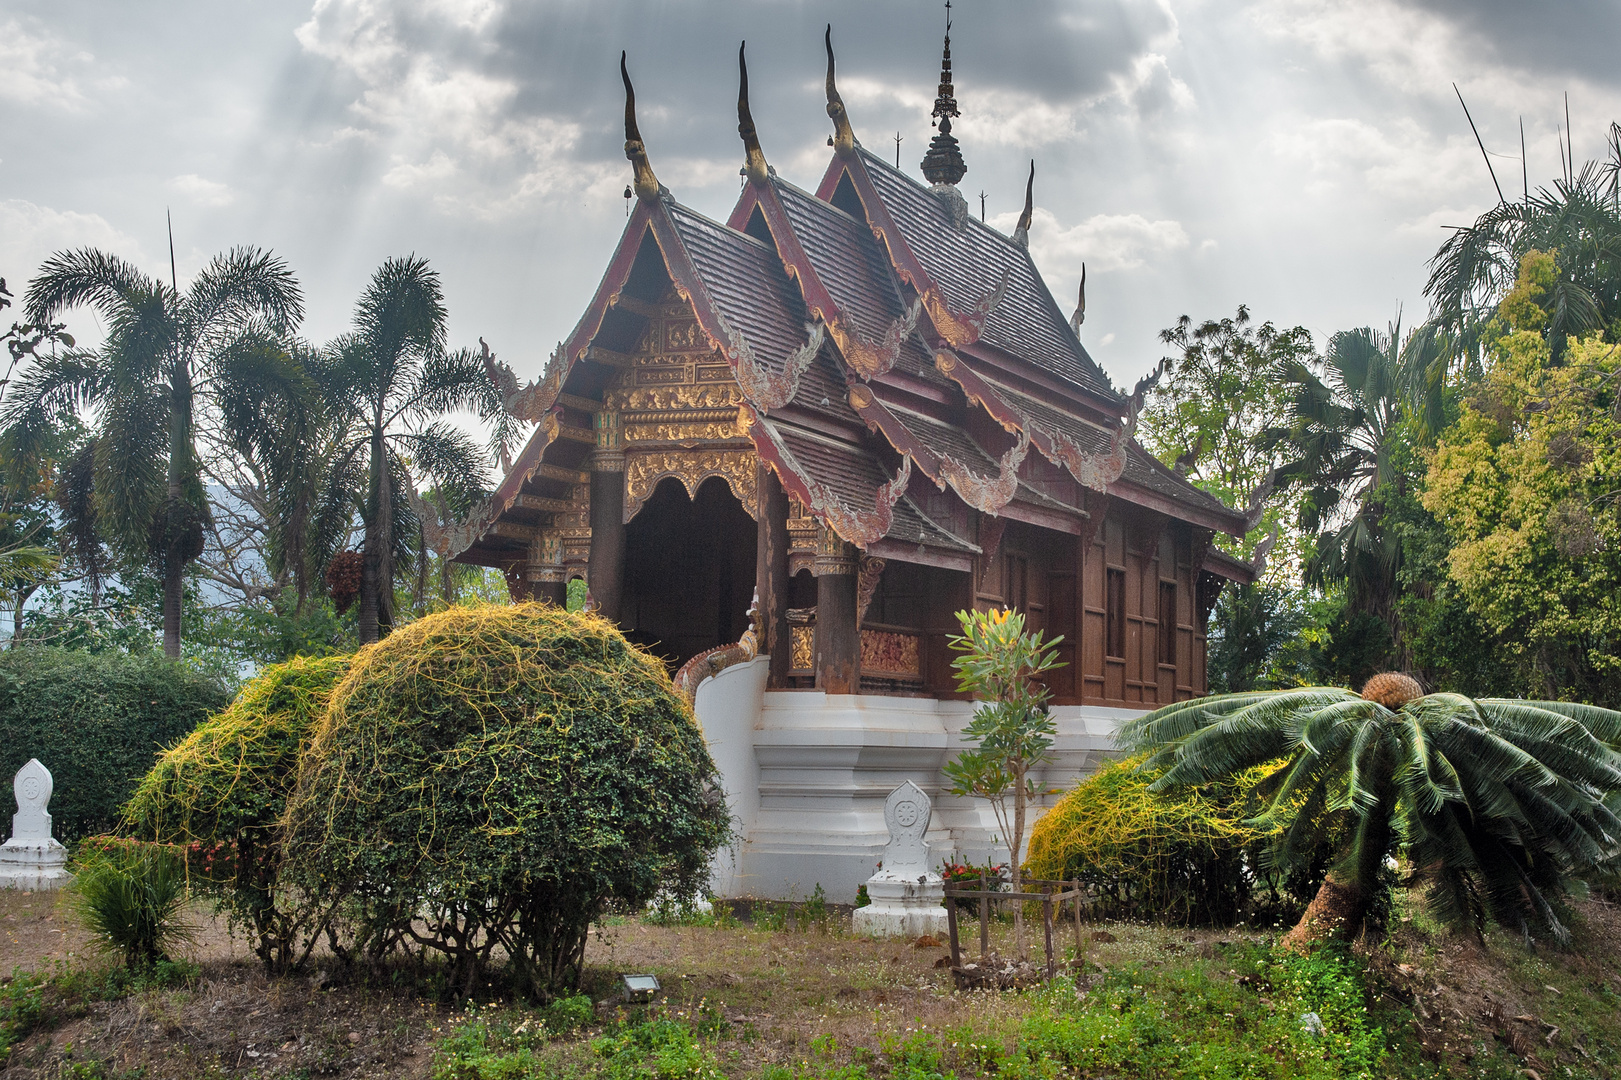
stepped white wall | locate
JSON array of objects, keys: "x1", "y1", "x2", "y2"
[{"x1": 692, "y1": 656, "x2": 1137, "y2": 902}]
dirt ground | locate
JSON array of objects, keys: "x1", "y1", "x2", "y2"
[{"x1": 7, "y1": 887, "x2": 1621, "y2": 1078}]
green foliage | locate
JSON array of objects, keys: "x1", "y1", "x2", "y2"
[
  {"x1": 590, "y1": 1017, "x2": 725, "y2": 1080},
  {"x1": 1206, "y1": 584, "x2": 1315, "y2": 692},
  {"x1": 431, "y1": 998, "x2": 593, "y2": 1080},
  {"x1": 0, "y1": 646, "x2": 228, "y2": 841},
  {"x1": 945, "y1": 607, "x2": 1062, "y2": 898},
  {"x1": 124, "y1": 654, "x2": 349, "y2": 971},
  {"x1": 1012, "y1": 946, "x2": 1387, "y2": 1079},
  {"x1": 1143, "y1": 305, "x2": 1317, "y2": 580},
  {"x1": 0, "y1": 970, "x2": 47, "y2": 1064},
  {"x1": 1423, "y1": 300, "x2": 1621, "y2": 704},
  {"x1": 1026, "y1": 756, "x2": 1322, "y2": 925},
  {"x1": 1126, "y1": 687, "x2": 1621, "y2": 944},
  {"x1": 281, "y1": 603, "x2": 730, "y2": 999},
  {"x1": 70, "y1": 837, "x2": 197, "y2": 970}
]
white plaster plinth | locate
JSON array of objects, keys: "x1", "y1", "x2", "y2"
[
  {"x1": 0, "y1": 760, "x2": 68, "y2": 891},
  {"x1": 851, "y1": 781, "x2": 948, "y2": 939}
]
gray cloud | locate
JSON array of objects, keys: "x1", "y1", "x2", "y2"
[{"x1": 5, "y1": 0, "x2": 1618, "y2": 393}]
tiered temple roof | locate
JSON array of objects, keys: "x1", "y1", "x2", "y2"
[{"x1": 446, "y1": 30, "x2": 1248, "y2": 579}]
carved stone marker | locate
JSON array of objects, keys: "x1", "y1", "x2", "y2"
[
  {"x1": 0, "y1": 759, "x2": 69, "y2": 891},
  {"x1": 851, "y1": 780, "x2": 948, "y2": 938}
]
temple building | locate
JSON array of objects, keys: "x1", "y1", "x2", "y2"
[{"x1": 435, "y1": 29, "x2": 1256, "y2": 899}]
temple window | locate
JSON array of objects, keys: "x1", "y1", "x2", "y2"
[
  {"x1": 1106, "y1": 567, "x2": 1126, "y2": 660},
  {"x1": 1158, "y1": 580, "x2": 1178, "y2": 668}
]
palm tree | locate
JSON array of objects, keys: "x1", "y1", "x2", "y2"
[
  {"x1": 1123, "y1": 673, "x2": 1621, "y2": 949},
  {"x1": 313, "y1": 257, "x2": 516, "y2": 644},
  {"x1": 1427, "y1": 156, "x2": 1621, "y2": 364},
  {"x1": 1270, "y1": 318, "x2": 1448, "y2": 658},
  {"x1": 6, "y1": 247, "x2": 303, "y2": 658}
]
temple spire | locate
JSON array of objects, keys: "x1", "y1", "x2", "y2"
[
  {"x1": 1013, "y1": 161, "x2": 1034, "y2": 247},
  {"x1": 621, "y1": 52, "x2": 661, "y2": 200},
  {"x1": 919, "y1": 3, "x2": 966, "y2": 186},
  {"x1": 737, "y1": 42, "x2": 769, "y2": 184},
  {"x1": 824, "y1": 26, "x2": 856, "y2": 156}
]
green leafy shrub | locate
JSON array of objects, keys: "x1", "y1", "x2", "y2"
[
  {"x1": 590, "y1": 1018, "x2": 724, "y2": 1080},
  {"x1": 1025, "y1": 755, "x2": 1324, "y2": 926},
  {"x1": 281, "y1": 603, "x2": 730, "y2": 999},
  {"x1": 0, "y1": 970, "x2": 47, "y2": 1064},
  {"x1": 432, "y1": 997, "x2": 594, "y2": 1079},
  {"x1": 0, "y1": 648, "x2": 229, "y2": 841},
  {"x1": 123, "y1": 654, "x2": 350, "y2": 972},
  {"x1": 71, "y1": 837, "x2": 196, "y2": 970}
]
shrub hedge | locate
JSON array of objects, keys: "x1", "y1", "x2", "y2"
[
  {"x1": 123, "y1": 654, "x2": 350, "y2": 971},
  {"x1": 0, "y1": 648, "x2": 230, "y2": 842},
  {"x1": 281, "y1": 603, "x2": 730, "y2": 999},
  {"x1": 1025, "y1": 755, "x2": 1327, "y2": 926}
]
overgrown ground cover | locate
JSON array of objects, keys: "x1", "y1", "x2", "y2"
[{"x1": 6, "y1": 888, "x2": 1621, "y2": 1079}]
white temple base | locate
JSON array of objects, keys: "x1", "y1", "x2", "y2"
[
  {"x1": 692, "y1": 658, "x2": 1133, "y2": 901},
  {"x1": 0, "y1": 838, "x2": 69, "y2": 891},
  {"x1": 851, "y1": 874, "x2": 949, "y2": 939}
]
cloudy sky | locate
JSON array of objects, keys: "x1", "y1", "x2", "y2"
[{"x1": 5, "y1": 0, "x2": 1620, "y2": 389}]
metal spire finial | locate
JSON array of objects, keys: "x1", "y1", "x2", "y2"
[
  {"x1": 738, "y1": 42, "x2": 769, "y2": 184},
  {"x1": 919, "y1": 3, "x2": 967, "y2": 185},
  {"x1": 621, "y1": 52, "x2": 661, "y2": 200},
  {"x1": 824, "y1": 25, "x2": 856, "y2": 156}
]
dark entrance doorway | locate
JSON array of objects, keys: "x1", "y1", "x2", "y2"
[{"x1": 621, "y1": 475, "x2": 756, "y2": 672}]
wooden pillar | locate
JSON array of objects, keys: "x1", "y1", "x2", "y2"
[
  {"x1": 813, "y1": 523, "x2": 860, "y2": 694},
  {"x1": 527, "y1": 531, "x2": 567, "y2": 606},
  {"x1": 587, "y1": 410, "x2": 625, "y2": 622},
  {"x1": 756, "y1": 462, "x2": 791, "y2": 688}
]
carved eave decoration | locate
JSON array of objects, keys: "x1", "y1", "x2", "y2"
[{"x1": 741, "y1": 403, "x2": 910, "y2": 549}]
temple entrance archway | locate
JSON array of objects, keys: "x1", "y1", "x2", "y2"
[{"x1": 622, "y1": 475, "x2": 756, "y2": 671}]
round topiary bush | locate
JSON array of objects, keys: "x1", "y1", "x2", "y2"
[
  {"x1": 0, "y1": 647, "x2": 231, "y2": 841},
  {"x1": 280, "y1": 603, "x2": 730, "y2": 998},
  {"x1": 123, "y1": 654, "x2": 351, "y2": 971},
  {"x1": 1025, "y1": 755, "x2": 1325, "y2": 926}
]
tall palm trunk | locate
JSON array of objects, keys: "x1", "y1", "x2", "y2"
[
  {"x1": 162, "y1": 358, "x2": 193, "y2": 660},
  {"x1": 358, "y1": 424, "x2": 390, "y2": 645}
]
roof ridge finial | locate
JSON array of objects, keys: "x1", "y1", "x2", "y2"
[
  {"x1": 1070, "y1": 264, "x2": 1087, "y2": 335},
  {"x1": 919, "y1": 2, "x2": 967, "y2": 186},
  {"x1": 738, "y1": 42, "x2": 770, "y2": 184},
  {"x1": 824, "y1": 26, "x2": 856, "y2": 156},
  {"x1": 621, "y1": 52, "x2": 661, "y2": 200},
  {"x1": 1013, "y1": 160, "x2": 1034, "y2": 246}
]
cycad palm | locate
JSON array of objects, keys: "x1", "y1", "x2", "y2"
[
  {"x1": 5, "y1": 247, "x2": 303, "y2": 657},
  {"x1": 1122, "y1": 675, "x2": 1621, "y2": 948},
  {"x1": 314, "y1": 257, "x2": 516, "y2": 643}
]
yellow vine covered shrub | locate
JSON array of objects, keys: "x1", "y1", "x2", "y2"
[
  {"x1": 279, "y1": 603, "x2": 730, "y2": 999},
  {"x1": 123, "y1": 654, "x2": 350, "y2": 971},
  {"x1": 1026, "y1": 755, "x2": 1322, "y2": 925}
]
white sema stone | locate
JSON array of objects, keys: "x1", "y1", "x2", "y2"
[
  {"x1": 0, "y1": 759, "x2": 69, "y2": 891},
  {"x1": 851, "y1": 781, "x2": 948, "y2": 939}
]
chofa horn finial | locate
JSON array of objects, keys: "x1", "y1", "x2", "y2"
[
  {"x1": 738, "y1": 42, "x2": 770, "y2": 184},
  {"x1": 621, "y1": 52, "x2": 661, "y2": 200},
  {"x1": 825, "y1": 25, "x2": 856, "y2": 156},
  {"x1": 1013, "y1": 161, "x2": 1034, "y2": 247},
  {"x1": 1070, "y1": 264, "x2": 1087, "y2": 335}
]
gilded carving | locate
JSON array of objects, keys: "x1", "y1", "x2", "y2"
[
  {"x1": 937, "y1": 426, "x2": 1028, "y2": 513},
  {"x1": 750, "y1": 408, "x2": 912, "y2": 548},
  {"x1": 860, "y1": 630, "x2": 920, "y2": 677},
  {"x1": 623, "y1": 420, "x2": 740, "y2": 444},
  {"x1": 623, "y1": 450, "x2": 759, "y2": 522},
  {"x1": 828, "y1": 296, "x2": 923, "y2": 381},
  {"x1": 813, "y1": 524, "x2": 858, "y2": 577},
  {"x1": 790, "y1": 625, "x2": 815, "y2": 671},
  {"x1": 856, "y1": 555, "x2": 885, "y2": 624},
  {"x1": 724, "y1": 314, "x2": 825, "y2": 412},
  {"x1": 609, "y1": 383, "x2": 744, "y2": 414},
  {"x1": 482, "y1": 339, "x2": 568, "y2": 422},
  {"x1": 664, "y1": 319, "x2": 707, "y2": 352}
]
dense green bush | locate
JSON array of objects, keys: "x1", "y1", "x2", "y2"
[
  {"x1": 1025, "y1": 756, "x2": 1327, "y2": 926},
  {"x1": 123, "y1": 654, "x2": 350, "y2": 971},
  {"x1": 281, "y1": 603, "x2": 730, "y2": 999},
  {"x1": 0, "y1": 648, "x2": 230, "y2": 841}
]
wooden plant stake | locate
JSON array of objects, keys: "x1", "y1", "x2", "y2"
[
  {"x1": 1043, "y1": 889, "x2": 1056, "y2": 981},
  {"x1": 1072, "y1": 878, "x2": 1083, "y2": 963},
  {"x1": 946, "y1": 885, "x2": 961, "y2": 970},
  {"x1": 978, "y1": 871, "x2": 989, "y2": 961}
]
